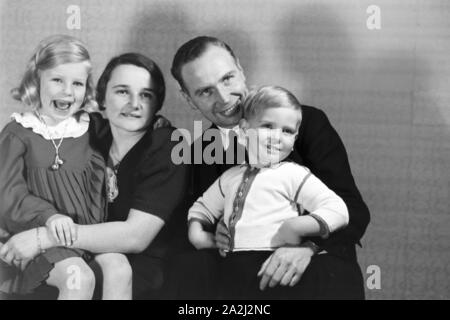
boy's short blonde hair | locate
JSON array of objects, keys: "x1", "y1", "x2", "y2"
[
  {"x1": 242, "y1": 85, "x2": 302, "y2": 123},
  {"x1": 11, "y1": 34, "x2": 96, "y2": 110}
]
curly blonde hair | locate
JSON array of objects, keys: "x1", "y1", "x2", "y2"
[{"x1": 11, "y1": 34, "x2": 97, "y2": 110}]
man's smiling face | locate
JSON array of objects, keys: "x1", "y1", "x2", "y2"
[{"x1": 181, "y1": 45, "x2": 247, "y2": 128}]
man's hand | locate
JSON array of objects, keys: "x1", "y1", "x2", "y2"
[
  {"x1": 153, "y1": 115, "x2": 172, "y2": 129},
  {"x1": 215, "y1": 218, "x2": 230, "y2": 257},
  {"x1": 257, "y1": 246, "x2": 315, "y2": 291}
]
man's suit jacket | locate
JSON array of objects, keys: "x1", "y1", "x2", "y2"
[{"x1": 190, "y1": 105, "x2": 370, "y2": 260}]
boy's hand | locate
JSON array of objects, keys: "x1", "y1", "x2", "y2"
[
  {"x1": 188, "y1": 220, "x2": 216, "y2": 250},
  {"x1": 277, "y1": 218, "x2": 302, "y2": 246},
  {"x1": 194, "y1": 231, "x2": 216, "y2": 250},
  {"x1": 215, "y1": 218, "x2": 230, "y2": 257},
  {"x1": 46, "y1": 214, "x2": 77, "y2": 247}
]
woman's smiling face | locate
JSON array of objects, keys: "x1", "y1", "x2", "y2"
[
  {"x1": 39, "y1": 62, "x2": 89, "y2": 125},
  {"x1": 104, "y1": 64, "x2": 158, "y2": 133}
]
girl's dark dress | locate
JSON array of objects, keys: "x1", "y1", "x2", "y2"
[{"x1": 0, "y1": 112, "x2": 106, "y2": 294}]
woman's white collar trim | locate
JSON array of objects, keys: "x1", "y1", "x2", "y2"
[{"x1": 11, "y1": 111, "x2": 90, "y2": 139}]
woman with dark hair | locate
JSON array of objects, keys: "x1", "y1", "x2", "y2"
[{"x1": 0, "y1": 53, "x2": 189, "y2": 299}]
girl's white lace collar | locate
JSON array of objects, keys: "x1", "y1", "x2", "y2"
[{"x1": 11, "y1": 111, "x2": 90, "y2": 140}]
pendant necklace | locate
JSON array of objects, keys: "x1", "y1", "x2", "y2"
[
  {"x1": 107, "y1": 147, "x2": 122, "y2": 202},
  {"x1": 36, "y1": 111, "x2": 68, "y2": 171},
  {"x1": 109, "y1": 147, "x2": 122, "y2": 174}
]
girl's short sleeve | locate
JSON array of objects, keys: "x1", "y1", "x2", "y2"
[{"x1": 0, "y1": 124, "x2": 58, "y2": 233}]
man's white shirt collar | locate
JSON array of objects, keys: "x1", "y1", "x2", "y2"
[{"x1": 217, "y1": 125, "x2": 243, "y2": 149}]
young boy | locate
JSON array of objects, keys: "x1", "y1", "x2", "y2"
[{"x1": 187, "y1": 85, "x2": 349, "y2": 299}]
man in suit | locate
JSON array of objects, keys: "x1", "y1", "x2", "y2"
[{"x1": 169, "y1": 36, "x2": 370, "y2": 299}]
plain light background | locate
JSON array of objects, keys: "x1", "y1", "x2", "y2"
[{"x1": 1, "y1": 0, "x2": 449, "y2": 299}]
